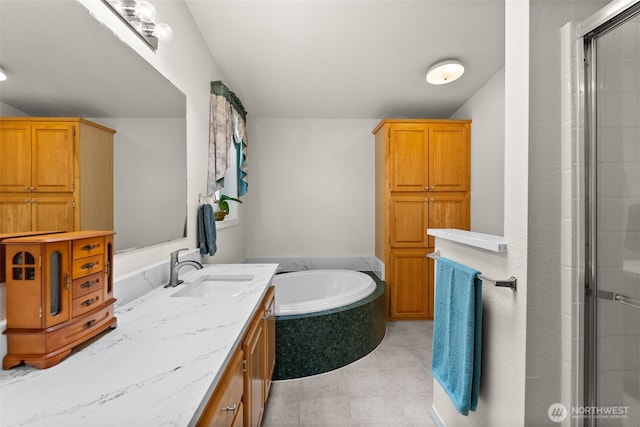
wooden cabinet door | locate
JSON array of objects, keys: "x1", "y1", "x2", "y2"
[
  {"x1": 389, "y1": 125, "x2": 429, "y2": 192},
  {"x1": 31, "y1": 124, "x2": 75, "y2": 192},
  {"x1": 5, "y1": 243, "x2": 43, "y2": 329},
  {"x1": 0, "y1": 124, "x2": 32, "y2": 192},
  {"x1": 0, "y1": 194, "x2": 72, "y2": 234},
  {"x1": 427, "y1": 193, "x2": 470, "y2": 247},
  {"x1": 243, "y1": 314, "x2": 265, "y2": 427},
  {"x1": 428, "y1": 125, "x2": 469, "y2": 192},
  {"x1": 32, "y1": 194, "x2": 74, "y2": 233},
  {"x1": 43, "y1": 241, "x2": 71, "y2": 328},
  {"x1": 388, "y1": 249, "x2": 431, "y2": 319},
  {"x1": 0, "y1": 195, "x2": 33, "y2": 233},
  {"x1": 196, "y1": 349, "x2": 244, "y2": 427},
  {"x1": 263, "y1": 287, "x2": 276, "y2": 401},
  {"x1": 389, "y1": 196, "x2": 429, "y2": 248}
]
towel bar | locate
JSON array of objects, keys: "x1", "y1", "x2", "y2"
[{"x1": 426, "y1": 250, "x2": 517, "y2": 291}]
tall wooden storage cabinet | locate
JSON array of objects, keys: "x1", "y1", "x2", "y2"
[
  {"x1": 2, "y1": 230, "x2": 117, "y2": 369},
  {"x1": 0, "y1": 117, "x2": 114, "y2": 234},
  {"x1": 373, "y1": 119, "x2": 470, "y2": 319}
]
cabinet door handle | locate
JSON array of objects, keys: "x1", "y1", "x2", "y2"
[
  {"x1": 81, "y1": 262, "x2": 96, "y2": 270},
  {"x1": 224, "y1": 403, "x2": 238, "y2": 414},
  {"x1": 65, "y1": 272, "x2": 70, "y2": 290},
  {"x1": 80, "y1": 280, "x2": 97, "y2": 289},
  {"x1": 81, "y1": 244, "x2": 98, "y2": 251},
  {"x1": 81, "y1": 298, "x2": 96, "y2": 307},
  {"x1": 83, "y1": 319, "x2": 96, "y2": 329}
]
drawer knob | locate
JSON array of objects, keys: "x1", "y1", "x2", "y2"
[
  {"x1": 81, "y1": 244, "x2": 98, "y2": 251},
  {"x1": 224, "y1": 403, "x2": 238, "y2": 414},
  {"x1": 81, "y1": 262, "x2": 96, "y2": 270},
  {"x1": 83, "y1": 319, "x2": 96, "y2": 329},
  {"x1": 81, "y1": 298, "x2": 96, "y2": 307},
  {"x1": 80, "y1": 280, "x2": 97, "y2": 289}
]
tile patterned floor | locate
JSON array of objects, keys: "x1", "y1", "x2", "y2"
[{"x1": 262, "y1": 320, "x2": 436, "y2": 427}]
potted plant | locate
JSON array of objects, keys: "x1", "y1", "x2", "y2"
[{"x1": 214, "y1": 194, "x2": 242, "y2": 221}]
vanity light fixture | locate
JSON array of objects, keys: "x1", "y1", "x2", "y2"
[
  {"x1": 103, "y1": 0, "x2": 173, "y2": 51},
  {"x1": 0, "y1": 67, "x2": 7, "y2": 81},
  {"x1": 426, "y1": 59, "x2": 465, "y2": 85}
]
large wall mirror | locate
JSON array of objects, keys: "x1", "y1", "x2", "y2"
[{"x1": 0, "y1": 0, "x2": 187, "y2": 253}]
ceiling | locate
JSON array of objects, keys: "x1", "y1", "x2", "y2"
[
  {"x1": 0, "y1": 1, "x2": 505, "y2": 120},
  {"x1": 186, "y1": 0, "x2": 505, "y2": 119}
]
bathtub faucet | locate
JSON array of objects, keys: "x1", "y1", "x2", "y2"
[{"x1": 164, "y1": 248, "x2": 203, "y2": 288}]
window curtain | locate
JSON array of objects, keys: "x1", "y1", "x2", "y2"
[{"x1": 206, "y1": 81, "x2": 248, "y2": 197}]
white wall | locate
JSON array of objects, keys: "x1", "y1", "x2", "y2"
[
  {"x1": 451, "y1": 67, "x2": 505, "y2": 236},
  {"x1": 244, "y1": 118, "x2": 378, "y2": 258},
  {"x1": 75, "y1": 0, "x2": 246, "y2": 276}
]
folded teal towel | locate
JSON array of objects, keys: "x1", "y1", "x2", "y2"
[
  {"x1": 198, "y1": 204, "x2": 217, "y2": 256},
  {"x1": 431, "y1": 257, "x2": 482, "y2": 415}
]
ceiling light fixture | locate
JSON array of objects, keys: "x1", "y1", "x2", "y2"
[
  {"x1": 426, "y1": 60, "x2": 465, "y2": 85},
  {"x1": 103, "y1": 0, "x2": 173, "y2": 51},
  {"x1": 0, "y1": 67, "x2": 7, "y2": 81}
]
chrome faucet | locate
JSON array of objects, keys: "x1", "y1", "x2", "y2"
[{"x1": 164, "y1": 248, "x2": 203, "y2": 288}]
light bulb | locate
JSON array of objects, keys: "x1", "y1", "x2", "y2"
[
  {"x1": 426, "y1": 60, "x2": 465, "y2": 85},
  {"x1": 135, "y1": 1, "x2": 157, "y2": 23},
  {"x1": 153, "y1": 23, "x2": 173, "y2": 42}
]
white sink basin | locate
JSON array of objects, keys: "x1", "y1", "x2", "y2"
[{"x1": 171, "y1": 274, "x2": 254, "y2": 298}]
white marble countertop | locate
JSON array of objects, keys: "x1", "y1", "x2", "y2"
[{"x1": 0, "y1": 263, "x2": 278, "y2": 427}]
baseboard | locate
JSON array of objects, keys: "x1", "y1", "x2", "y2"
[{"x1": 430, "y1": 405, "x2": 446, "y2": 427}]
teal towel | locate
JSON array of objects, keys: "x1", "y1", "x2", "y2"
[
  {"x1": 431, "y1": 257, "x2": 482, "y2": 415},
  {"x1": 198, "y1": 204, "x2": 217, "y2": 256}
]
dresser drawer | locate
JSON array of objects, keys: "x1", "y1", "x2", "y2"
[
  {"x1": 72, "y1": 237, "x2": 105, "y2": 260},
  {"x1": 72, "y1": 255, "x2": 103, "y2": 278},
  {"x1": 47, "y1": 302, "x2": 115, "y2": 352},
  {"x1": 71, "y1": 290, "x2": 103, "y2": 317},
  {"x1": 72, "y1": 272, "x2": 103, "y2": 298}
]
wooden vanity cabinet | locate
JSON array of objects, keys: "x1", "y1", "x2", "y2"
[
  {"x1": 197, "y1": 286, "x2": 275, "y2": 427},
  {"x1": 2, "y1": 230, "x2": 117, "y2": 370},
  {"x1": 373, "y1": 119, "x2": 470, "y2": 320},
  {"x1": 0, "y1": 117, "x2": 114, "y2": 234}
]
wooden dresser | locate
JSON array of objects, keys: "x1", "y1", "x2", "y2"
[
  {"x1": 0, "y1": 117, "x2": 114, "y2": 234},
  {"x1": 2, "y1": 230, "x2": 117, "y2": 369},
  {"x1": 373, "y1": 119, "x2": 471, "y2": 319}
]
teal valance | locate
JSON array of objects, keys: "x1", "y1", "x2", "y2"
[{"x1": 210, "y1": 81, "x2": 247, "y2": 122}]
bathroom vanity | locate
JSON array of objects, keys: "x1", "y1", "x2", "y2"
[{"x1": 0, "y1": 263, "x2": 278, "y2": 426}]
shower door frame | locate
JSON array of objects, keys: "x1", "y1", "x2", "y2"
[{"x1": 580, "y1": 1, "x2": 640, "y2": 425}]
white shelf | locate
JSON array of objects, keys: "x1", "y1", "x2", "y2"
[{"x1": 427, "y1": 228, "x2": 507, "y2": 252}]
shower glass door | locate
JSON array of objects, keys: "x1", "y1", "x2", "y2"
[{"x1": 585, "y1": 5, "x2": 640, "y2": 426}]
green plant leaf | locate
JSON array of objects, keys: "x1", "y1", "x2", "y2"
[{"x1": 216, "y1": 194, "x2": 242, "y2": 214}]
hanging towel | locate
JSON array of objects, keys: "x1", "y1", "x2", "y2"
[
  {"x1": 198, "y1": 204, "x2": 217, "y2": 256},
  {"x1": 431, "y1": 257, "x2": 482, "y2": 416}
]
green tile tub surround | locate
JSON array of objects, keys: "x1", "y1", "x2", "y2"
[{"x1": 273, "y1": 272, "x2": 387, "y2": 380}]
